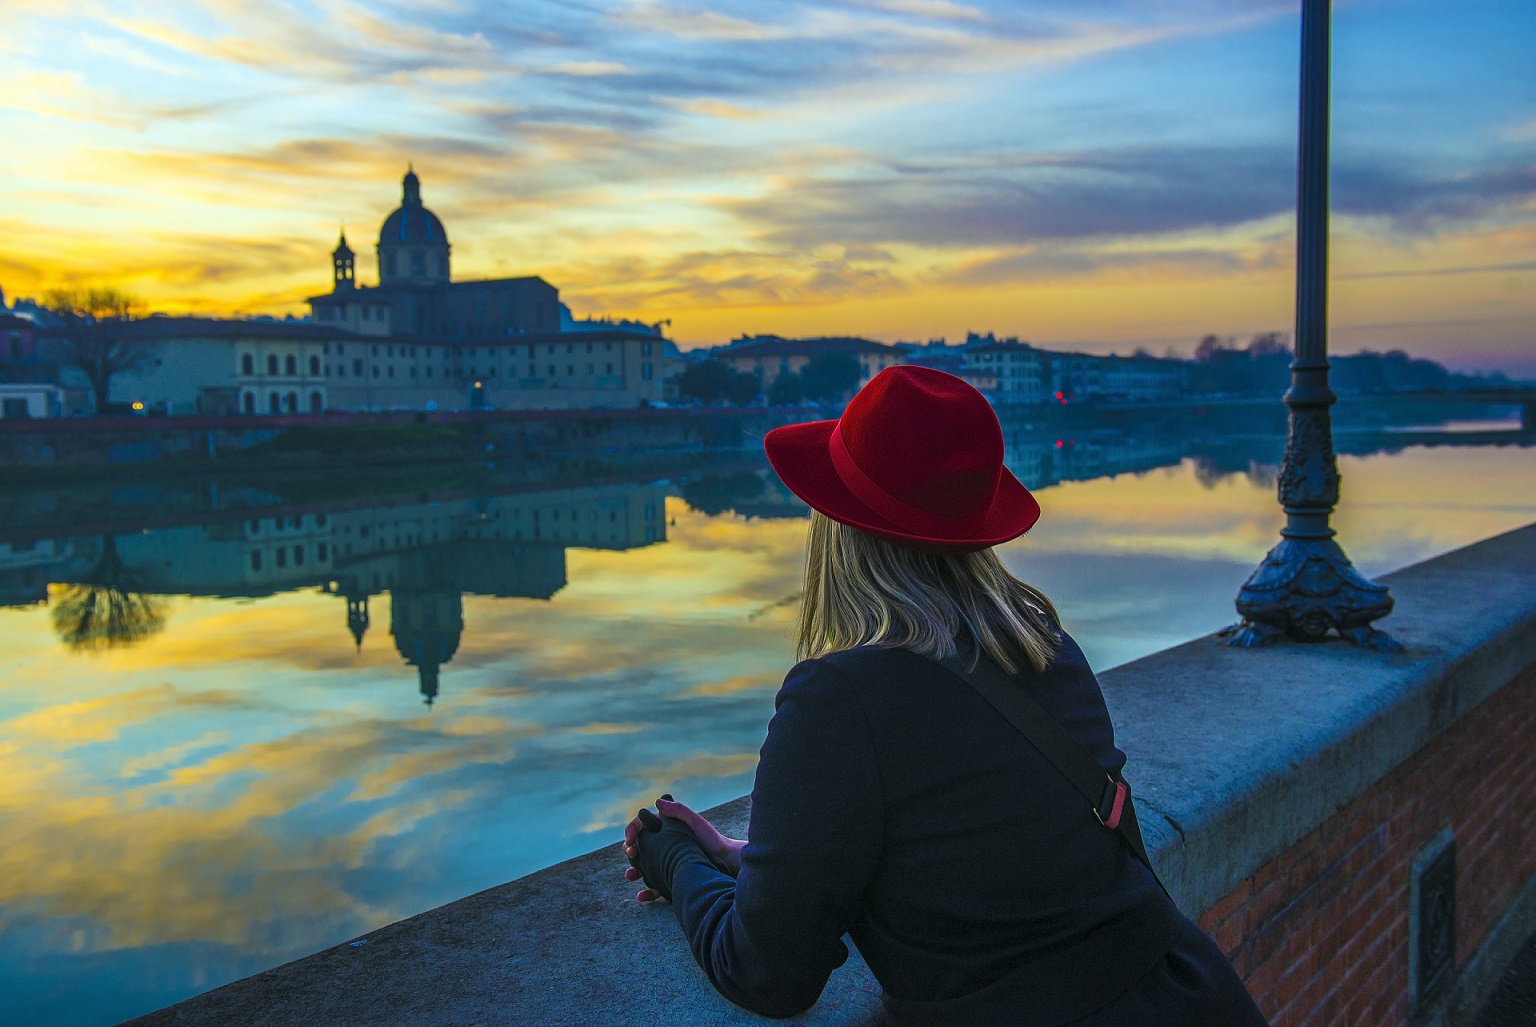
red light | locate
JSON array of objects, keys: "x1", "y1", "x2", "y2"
[{"x1": 1055, "y1": 440, "x2": 1063, "y2": 448}]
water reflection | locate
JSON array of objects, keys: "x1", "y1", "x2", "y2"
[
  {"x1": 0, "y1": 418, "x2": 1531, "y2": 1027},
  {"x1": 50, "y1": 537, "x2": 167, "y2": 653}
]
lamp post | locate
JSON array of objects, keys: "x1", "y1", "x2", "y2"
[{"x1": 1228, "y1": 0, "x2": 1398, "y2": 651}]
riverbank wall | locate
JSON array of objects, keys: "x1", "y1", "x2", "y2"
[
  {"x1": 123, "y1": 523, "x2": 1536, "y2": 1027},
  {"x1": 5, "y1": 395, "x2": 1524, "y2": 480}
]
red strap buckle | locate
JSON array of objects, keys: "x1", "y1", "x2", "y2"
[{"x1": 1095, "y1": 779, "x2": 1128, "y2": 830}]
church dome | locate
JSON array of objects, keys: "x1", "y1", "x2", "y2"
[
  {"x1": 379, "y1": 169, "x2": 449, "y2": 247},
  {"x1": 376, "y1": 166, "x2": 452, "y2": 286}
]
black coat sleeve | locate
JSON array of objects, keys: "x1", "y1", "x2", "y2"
[{"x1": 664, "y1": 657, "x2": 884, "y2": 1018}]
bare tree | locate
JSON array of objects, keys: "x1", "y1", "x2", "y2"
[
  {"x1": 43, "y1": 288, "x2": 152, "y2": 412},
  {"x1": 51, "y1": 535, "x2": 167, "y2": 652}
]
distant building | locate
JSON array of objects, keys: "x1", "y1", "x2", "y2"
[
  {"x1": 305, "y1": 169, "x2": 662, "y2": 411},
  {"x1": 962, "y1": 342, "x2": 1046, "y2": 405},
  {"x1": 308, "y1": 169, "x2": 560, "y2": 341},
  {"x1": 714, "y1": 335, "x2": 904, "y2": 389},
  {"x1": 112, "y1": 317, "x2": 341, "y2": 415}
]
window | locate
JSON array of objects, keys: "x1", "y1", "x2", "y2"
[
  {"x1": 586, "y1": 363, "x2": 594, "y2": 374},
  {"x1": 387, "y1": 366, "x2": 394, "y2": 378},
  {"x1": 251, "y1": 551, "x2": 262, "y2": 571},
  {"x1": 387, "y1": 345, "x2": 394, "y2": 357},
  {"x1": 373, "y1": 367, "x2": 380, "y2": 378},
  {"x1": 373, "y1": 344, "x2": 380, "y2": 356},
  {"x1": 337, "y1": 343, "x2": 345, "y2": 355},
  {"x1": 309, "y1": 355, "x2": 320, "y2": 375},
  {"x1": 267, "y1": 354, "x2": 278, "y2": 375},
  {"x1": 410, "y1": 249, "x2": 425, "y2": 276},
  {"x1": 275, "y1": 548, "x2": 286, "y2": 568},
  {"x1": 353, "y1": 359, "x2": 363, "y2": 375},
  {"x1": 410, "y1": 367, "x2": 417, "y2": 378},
  {"x1": 310, "y1": 392, "x2": 323, "y2": 413},
  {"x1": 585, "y1": 342, "x2": 593, "y2": 353},
  {"x1": 286, "y1": 392, "x2": 298, "y2": 412},
  {"x1": 642, "y1": 341, "x2": 653, "y2": 356},
  {"x1": 242, "y1": 354, "x2": 254, "y2": 375},
  {"x1": 242, "y1": 392, "x2": 255, "y2": 413},
  {"x1": 362, "y1": 307, "x2": 370, "y2": 321},
  {"x1": 642, "y1": 363, "x2": 653, "y2": 380},
  {"x1": 317, "y1": 543, "x2": 328, "y2": 561},
  {"x1": 606, "y1": 363, "x2": 613, "y2": 374},
  {"x1": 294, "y1": 546, "x2": 305, "y2": 567},
  {"x1": 269, "y1": 393, "x2": 281, "y2": 413},
  {"x1": 567, "y1": 365, "x2": 574, "y2": 375},
  {"x1": 548, "y1": 364, "x2": 555, "y2": 375},
  {"x1": 285, "y1": 354, "x2": 297, "y2": 375},
  {"x1": 566, "y1": 343, "x2": 573, "y2": 354},
  {"x1": 528, "y1": 364, "x2": 536, "y2": 376}
]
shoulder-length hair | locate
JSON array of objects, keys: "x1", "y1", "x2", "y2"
[{"x1": 795, "y1": 511, "x2": 1060, "y2": 675}]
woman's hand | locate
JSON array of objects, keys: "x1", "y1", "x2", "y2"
[{"x1": 622, "y1": 796, "x2": 746, "y2": 903}]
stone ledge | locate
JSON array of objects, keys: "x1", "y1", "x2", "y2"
[{"x1": 124, "y1": 523, "x2": 1536, "y2": 1027}]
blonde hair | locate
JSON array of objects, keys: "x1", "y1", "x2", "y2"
[{"x1": 795, "y1": 511, "x2": 1060, "y2": 675}]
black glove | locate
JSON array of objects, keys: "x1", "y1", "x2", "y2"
[{"x1": 628, "y1": 793, "x2": 705, "y2": 902}]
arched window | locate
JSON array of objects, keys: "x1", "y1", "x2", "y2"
[
  {"x1": 269, "y1": 393, "x2": 280, "y2": 413},
  {"x1": 242, "y1": 354, "x2": 254, "y2": 375},
  {"x1": 285, "y1": 392, "x2": 297, "y2": 412},
  {"x1": 309, "y1": 355, "x2": 320, "y2": 375},
  {"x1": 285, "y1": 354, "x2": 297, "y2": 375},
  {"x1": 411, "y1": 249, "x2": 426, "y2": 276},
  {"x1": 310, "y1": 391, "x2": 322, "y2": 413},
  {"x1": 242, "y1": 392, "x2": 255, "y2": 414},
  {"x1": 267, "y1": 355, "x2": 278, "y2": 375}
]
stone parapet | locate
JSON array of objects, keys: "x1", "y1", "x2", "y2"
[{"x1": 124, "y1": 524, "x2": 1536, "y2": 1027}]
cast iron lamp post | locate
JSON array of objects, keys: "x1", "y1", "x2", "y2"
[{"x1": 1228, "y1": 0, "x2": 1399, "y2": 651}]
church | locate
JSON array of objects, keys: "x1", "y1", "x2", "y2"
[{"x1": 307, "y1": 168, "x2": 664, "y2": 411}]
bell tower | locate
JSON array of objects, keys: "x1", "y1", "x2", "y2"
[{"x1": 332, "y1": 230, "x2": 355, "y2": 292}]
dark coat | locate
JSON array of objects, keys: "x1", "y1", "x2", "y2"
[{"x1": 663, "y1": 635, "x2": 1269, "y2": 1026}]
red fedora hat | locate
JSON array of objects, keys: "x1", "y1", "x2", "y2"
[{"x1": 764, "y1": 365, "x2": 1040, "y2": 553}]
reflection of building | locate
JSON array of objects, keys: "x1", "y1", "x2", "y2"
[
  {"x1": 309, "y1": 170, "x2": 665, "y2": 412},
  {"x1": 390, "y1": 588, "x2": 462, "y2": 706},
  {"x1": 0, "y1": 537, "x2": 74, "y2": 605},
  {"x1": 10, "y1": 481, "x2": 667, "y2": 702}
]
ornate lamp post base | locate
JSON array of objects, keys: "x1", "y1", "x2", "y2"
[{"x1": 1228, "y1": 534, "x2": 1400, "y2": 651}]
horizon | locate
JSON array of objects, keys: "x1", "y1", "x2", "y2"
[{"x1": 2, "y1": 1, "x2": 1533, "y2": 375}]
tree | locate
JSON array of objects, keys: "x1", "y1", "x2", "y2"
[
  {"x1": 768, "y1": 371, "x2": 804, "y2": 406},
  {"x1": 51, "y1": 535, "x2": 166, "y2": 652},
  {"x1": 724, "y1": 368, "x2": 762, "y2": 406},
  {"x1": 678, "y1": 359, "x2": 732, "y2": 403},
  {"x1": 799, "y1": 351, "x2": 861, "y2": 402},
  {"x1": 43, "y1": 287, "x2": 152, "y2": 411}
]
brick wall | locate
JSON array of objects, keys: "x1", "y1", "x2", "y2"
[{"x1": 1196, "y1": 666, "x2": 1536, "y2": 1025}]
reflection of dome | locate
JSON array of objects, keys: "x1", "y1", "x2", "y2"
[
  {"x1": 377, "y1": 167, "x2": 451, "y2": 286},
  {"x1": 390, "y1": 590, "x2": 463, "y2": 705}
]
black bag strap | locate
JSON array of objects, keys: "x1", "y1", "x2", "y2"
[{"x1": 934, "y1": 652, "x2": 1172, "y2": 902}]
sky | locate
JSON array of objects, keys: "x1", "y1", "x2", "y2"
[{"x1": 1, "y1": 0, "x2": 1533, "y2": 372}]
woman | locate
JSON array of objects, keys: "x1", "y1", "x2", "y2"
[{"x1": 622, "y1": 366, "x2": 1268, "y2": 1026}]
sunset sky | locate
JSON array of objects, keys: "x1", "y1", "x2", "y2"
[{"x1": 2, "y1": 0, "x2": 1532, "y2": 372}]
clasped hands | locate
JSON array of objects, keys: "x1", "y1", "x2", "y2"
[{"x1": 622, "y1": 794, "x2": 746, "y2": 903}]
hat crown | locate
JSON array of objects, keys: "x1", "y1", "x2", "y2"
[{"x1": 838, "y1": 366, "x2": 1003, "y2": 521}]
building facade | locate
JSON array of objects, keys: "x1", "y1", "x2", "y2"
[
  {"x1": 962, "y1": 343, "x2": 1045, "y2": 404},
  {"x1": 111, "y1": 318, "x2": 339, "y2": 415},
  {"x1": 713, "y1": 336, "x2": 904, "y2": 390},
  {"x1": 307, "y1": 169, "x2": 660, "y2": 411}
]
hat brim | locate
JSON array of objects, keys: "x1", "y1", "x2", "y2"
[{"x1": 764, "y1": 419, "x2": 1041, "y2": 554}]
